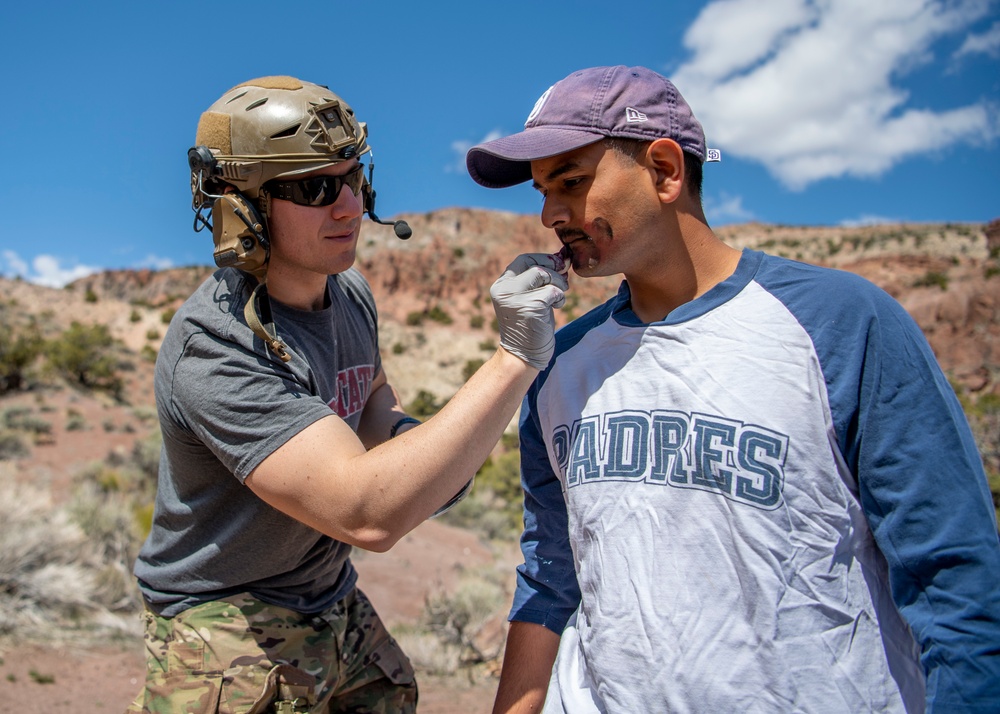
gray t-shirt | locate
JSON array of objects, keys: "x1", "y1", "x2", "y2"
[{"x1": 134, "y1": 267, "x2": 381, "y2": 617}]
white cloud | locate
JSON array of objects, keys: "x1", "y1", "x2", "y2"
[
  {"x1": 2, "y1": 249, "x2": 29, "y2": 278},
  {"x1": 30, "y1": 255, "x2": 101, "y2": 288},
  {"x1": 447, "y1": 130, "x2": 504, "y2": 173},
  {"x1": 1, "y1": 251, "x2": 101, "y2": 288},
  {"x1": 672, "y1": 0, "x2": 999, "y2": 190},
  {"x1": 955, "y1": 20, "x2": 1000, "y2": 58},
  {"x1": 135, "y1": 254, "x2": 175, "y2": 271},
  {"x1": 839, "y1": 214, "x2": 902, "y2": 227},
  {"x1": 705, "y1": 192, "x2": 756, "y2": 224}
]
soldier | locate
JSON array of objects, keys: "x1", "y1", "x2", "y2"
[{"x1": 129, "y1": 76, "x2": 567, "y2": 712}]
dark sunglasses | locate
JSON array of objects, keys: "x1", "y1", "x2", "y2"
[{"x1": 267, "y1": 164, "x2": 366, "y2": 206}]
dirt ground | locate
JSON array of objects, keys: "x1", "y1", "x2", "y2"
[{"x1": 0, "y1": 518, "x2": 517, "y2": 713}]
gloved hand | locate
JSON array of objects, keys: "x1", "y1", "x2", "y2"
[{"x1": 490, "y1": 252, "x2": 569, "y2": 370}]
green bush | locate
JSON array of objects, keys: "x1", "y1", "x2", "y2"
[
  {"x1": 913, "y1": 271, "x2": 949, "y2": 291},
  {"x1": 439, "y1": 450, "x2": 524, "y2": 539},
  {"x1": 406, "y1": 311, "x2": 424, "y2": 327},
  {"x1": 406, "y1": 390, "x2": 446, "y2": 419},
  {"x1": 2, "y1": 406, "x2": 51, "y2": 436},
  {"x1": 66, "y1": 408, "x2": 87, "y2": 431},
  {"x1": 401, "y1": 305, "x2": 453, "y2": 326},
  {"x1": 0, "y1": 320, "x2": 43, "y2": 394},
  {"x1": 426, "y1": 305, "x2": 453, "y2": 325},
  {"x1": 952, "y1": 382, "x2": 1000, "y2": 529},
  {"x1": 0, "y1": 430, "x2": 30, "y2": 460},
  {"x1": 500, "y1": 431, "x2": 519, "y2": 451},
  {"x1": 477, "y1": 450, "x2": 523, "y2": 508},
  {"x1": 462, "y1": 359, "x2": 485, "y2": 382},
  {"x1": 46, "y1": 322, "x2": 123, "y2": 395}
]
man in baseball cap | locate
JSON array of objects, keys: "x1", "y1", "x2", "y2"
[{"x1": 469, "y1": 66, "x2": 1000, "y2": 713}]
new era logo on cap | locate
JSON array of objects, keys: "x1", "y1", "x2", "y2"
[
  {"x1": 525, "y1": 87, "x2": 553, "y2": 127},
  {"x1": 625, "y1": 107, "x2": 647, "y2": 123}
]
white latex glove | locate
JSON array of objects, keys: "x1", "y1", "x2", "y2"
[{"x1": 490, "y1": 252, "x2": 569, "y2": 370}]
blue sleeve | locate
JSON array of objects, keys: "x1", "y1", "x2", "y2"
[
  {"x1": 779, "y1": 264, "x2": 1000, "y2": 712},
  {"x1": 509, "y1": 385, "x2": 581, "y2": 634}
]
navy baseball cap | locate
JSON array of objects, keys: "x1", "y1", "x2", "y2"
[{"x1": 467, "y1": 65, "x2": 716, "y2": 189}]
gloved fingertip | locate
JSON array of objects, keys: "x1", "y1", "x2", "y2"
[{"x1": 549, "y1": 247, "x2": 571, "y2": 274}]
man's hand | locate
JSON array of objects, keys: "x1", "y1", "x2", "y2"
[{"x1": 490, "y1": 253, "x2": 569, "y2": 370}]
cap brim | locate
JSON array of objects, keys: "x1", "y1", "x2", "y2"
[{"x1": 466, "y1": 127, "x2": 605, "y2": 188}]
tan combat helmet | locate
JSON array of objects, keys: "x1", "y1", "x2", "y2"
[{"x1": 190, "y1": 75, "x2": 369, "y2": 207}]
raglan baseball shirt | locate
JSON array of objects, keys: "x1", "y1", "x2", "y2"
[{"x1": 513, "y1": 249, "x2": 1000, "y2": 713}]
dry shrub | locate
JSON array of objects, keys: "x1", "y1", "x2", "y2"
[
  {"x1": 391, "y1": 628, "x2": 463, "y2": 677},
  {"x1": 396, "y1": 569, "x2": 509, "y2": 678},
  {"x1": 421, "y1": 572, "x2": 507, "y2": 665},
  {"x1": 0, "y1": 469, "x2": 137, "y2": 642},
  {"x1": 67, "y1": 485, "x2": 145, "y2": 612},
  {"x1": 0, "y1": 430, "x2": 29, "y2": 460}
]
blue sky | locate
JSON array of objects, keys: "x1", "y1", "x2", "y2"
[{"x1": 1, "y1": 0, "x2": 997, "y2": 287}]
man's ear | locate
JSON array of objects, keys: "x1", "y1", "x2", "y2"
[{"x1": 646, "y1": 138, "x2": 686, "y2": 204}]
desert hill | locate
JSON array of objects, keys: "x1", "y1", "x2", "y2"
[
  {"x1": 42, "y1": 210, "x2": 1000, "y2": 399},
  {"x1": 0, "y1": 209, "x2": 998, "y2": 712}
]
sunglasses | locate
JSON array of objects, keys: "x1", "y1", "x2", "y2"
[{"x1": 267, "y1": 164, "x2": 366, "y2": 207}]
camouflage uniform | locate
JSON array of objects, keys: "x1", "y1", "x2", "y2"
[{"x1": 127, "y1": 588, "x2": 416, "y2": 713}]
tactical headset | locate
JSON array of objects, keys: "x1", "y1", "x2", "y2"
[
  {"x1": 189, "y1": 145, "x2": 410, "y2": 281},
  {"x1": 189, "y1": 145, "x2": 271, "y2": 281}
]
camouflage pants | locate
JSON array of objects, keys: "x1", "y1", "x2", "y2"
[{"x1": 126, "y1": 588, "x2": 417, "y2": 713}]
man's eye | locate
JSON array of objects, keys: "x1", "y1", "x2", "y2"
[{"x1": 564, "y1": 177, "x2": 584, "y2": 189}]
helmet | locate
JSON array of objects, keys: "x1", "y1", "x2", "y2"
[{"x1": 190, "y1": 76, "x2": 370, "y2": 209}]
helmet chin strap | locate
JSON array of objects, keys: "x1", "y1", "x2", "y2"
[{"x1": 244, "y1": 279, "x2": 291, "y2": 363}]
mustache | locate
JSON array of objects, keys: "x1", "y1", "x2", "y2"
[{"x1": 556, "y1": 227, "x2": 591, "y2": 245}]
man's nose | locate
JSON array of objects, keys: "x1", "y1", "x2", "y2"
[{"x1": 541, "y1": 195, "x2": 569, "y2": 229}]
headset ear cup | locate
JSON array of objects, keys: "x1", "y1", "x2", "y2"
[
  {"x1": 211, "y1": 194, "x2": 270, "y2": 279},
  {"x1": 362, "y1": 179, "x2": 375, "y2": 214}
]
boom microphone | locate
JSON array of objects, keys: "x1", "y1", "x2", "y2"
[
  {"x1": 369, "y1": 211, "x2": 412, "y2": 240},
  {"x1": 364, "y1": 150, "x2": 413, "y2": 240}
]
